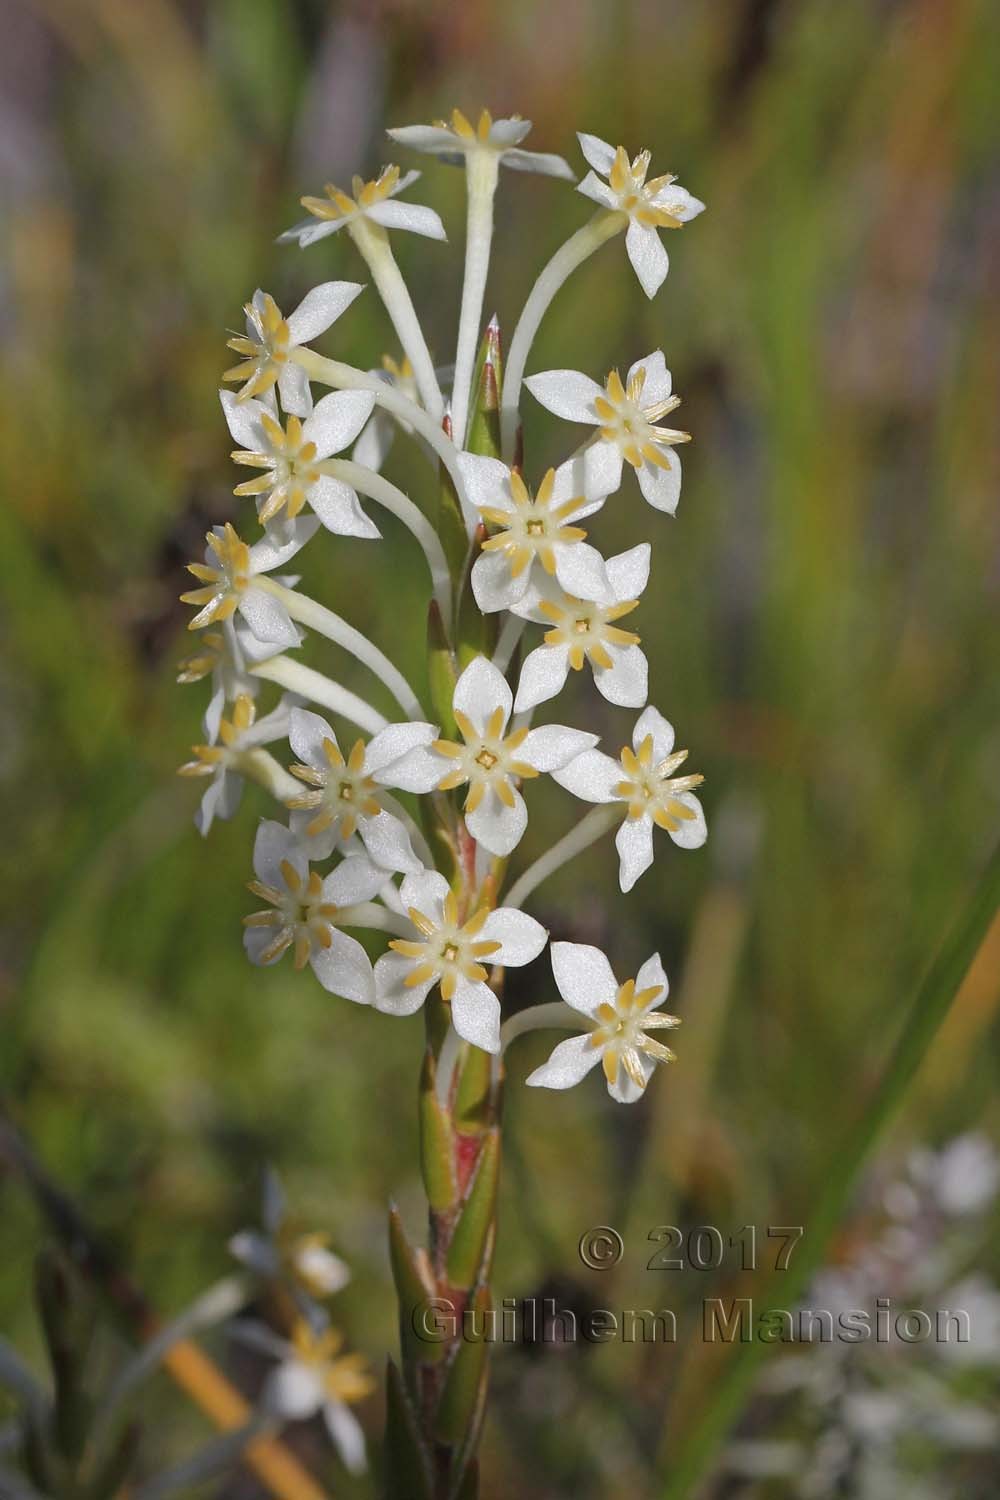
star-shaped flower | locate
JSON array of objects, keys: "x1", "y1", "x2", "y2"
[
  {"x1": 178, "y1": 694, "x2": 295, "y2": 835},
  {"x1": 527, "y1": 943, "x2": 679, "y2": 1103},
  {"x1": 223, "y1": 282, "x2": 364, "y2": 416},
  {"x1": 180, "y1": 520, "x2": 316, "y2": 647},
  {"x1": 552, "y1": 706, "x2": 706, "y2": 891},
  {"x1": 243, "y1": 820, "x2": 383, "y2": 1002},
  {"x1": 384, "y1": 656, "x2": 597, "y2": 857},
  {"x1": 525, "y1": 350, "x2": 689, "y2": 511},
  {"x1": 285, "y1": 708, "x2": 436, "y2": 874},
  {"x1": 221, "y1": 389, "x2": 378, "y2": 538},
  {"x1": 576, "y1": 133, "x2": 704, "y2": 298},
  {"x1": 511, "y1": 544, "x2": 650, "y2": 711},
  {"x1": 280, "y1": 165, "x2": 446, "y2": 249},
  {"x1": 388, "y1": 108, "x2": 573, "y2": 179},
  {"x1": 457, "y1": 454, "x2": 612, "y2": 614},
  {"x1": 374, "y1": 868, "x2": 547, "y2": 1052}
]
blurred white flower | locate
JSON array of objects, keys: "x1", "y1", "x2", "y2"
[
  {"x1": 280, "y1": 165, "x2": 446, "y2": 248},
  {"x1": 243, "y1": 820, "x2": 382, "y2": 1001},
  {"x1": 553, "y1": 706, "x2": 707, "y2": 890},
  {"x1": 374, "y1": 868, "x2": 546, "y2": 1052},
  {"x1": 385, "y1": 655, "x2": 597, "y2": 857},
  {"x1": 221, "y1": 389, "x2": 378, "y2": 537},
  {"x1": 180, "y1": 520, "x2": 316, "y2": 647},
  {"x1": 223, "y1": 282, "x2": 365, "y2": 415},
  {"x1": 178, "y1": 616, "x2": 299, "y2": 745},
  {"x1": 229, "y1": 1167, "x2": 351, "y2": 1301},
  {"x1": 527, "y1": 942, "x2": 679, "y2": 1103},
  {"x1": 576, "y1": 132, "x2": 704, "y2": 297},
  {"x1": 512, "y1": 543, "x2": 650, "y2": 711},
  {"x1": 525, "y1": 351, "x2": 688, "y2": 511},
  {"x1": 911, "y1": 1133, "x2": 1000, "y2": 1218},
  {"x1": 178, "y1": 694, "x2": 295, "y2": 836},
  {"x1": 389, "y1": 108, "x2": 574, "y2": 179}
]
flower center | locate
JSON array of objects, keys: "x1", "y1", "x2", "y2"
[
  {"x1": 287, "y1": 738, "x2": 381, "y2": 842},
  {"x1": 538, "y1": 595, "x2": 641, "y2": 673},
  {"x1": 388, "y1": 893, "x2": 502, "y2": 1003},
  {"x1": 616, "y1": 735, "x2": 705, "y2": 830},
  {"x1": 432, "y1": 707, "x2": 540, "y2": 812},
  {"x1": 243, "y1": 862, "x2": 339, "y2": 970},
  {"x1": 477, "y1": 467, "x2": 588, "y2": 579}
]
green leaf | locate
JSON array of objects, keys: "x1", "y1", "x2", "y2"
[
  {"x1": 465, "y1": 316, "x2": 503, "y2": 461},
  {"x1": 446, "y1": 1131, "x2": 499, "y2": 1289},
  {"x1": 434, "y1": 1286, "x2": 490, "y2": 1447},
  {"x1": 387, "y1": 1204, "x2": 441, "y2": 1369},
  {"x1": 420, "y1": 1052, "x2": 457, "y2": 1211},
  {"x1": 453, "y1": 1044, "x2": 493, "y2": 1135},
  {"x1": 384, "y1": 1358, "x2": 435, "y2": 1500}
]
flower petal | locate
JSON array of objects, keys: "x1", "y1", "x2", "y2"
[
  {"x1": 652, "y1": 183, "x2": 705, "y2": 222},
  {"x1": 526, "y1": 1033, "x2": 603, "y2": 1090},
  {"x1": 352, "y1": 408, "x2": 395, "y2": 472},
  {"x1": 322, "y1": 855, "x2": 386, "y2": 906},
  {"x1": 626, "y1": 349, "x2": 671, "y2": 406},
  {"x1": 519, "y1": 724, "x2": 599, "y2": 773},
  {"x1": 466, "y1": 784, "x2": 527, "y2": 857},
  {"x1": 323, "y1": 1400, "x2": 367, "y2": 1476},
  {"x1": 513, "y1": 643, "x2": 571, "y2": 713},
  {"x1": 456, "y1": 453, "x2": 512, "y2": 514},
  {"x1": 309, "y1": 475, "x2": 381, "y2": 538},
  {"x1": 196, "y1": 768, "x2": 242, "y2": 835},
  {"x1": 366, "y1": 199, "x2": 447, "y2": 240},
  {"x1": 237, "y1": 587, "x2": 300, "y2": 648},
  {"x1": 665, "y1": 792, "x2": 707, "y2": 850},
  {"x1": 289, "y1": 707, "x2": 337, "y2": 770},
  {"x1": 253, "y1": 818, "x2": 302, "y2": 887},
  {"x1": 576, "y1": 132, "x2": 617, "y2": 175},
  {"x1": 471, "y1": 551, "x2": 527, "y2": 614},
  {"x1": 399, "y1": 868, "x2": 450, "y2": 918},
  {"x1": 552, "y1": 540, "x2": 614, "y2": 603},
  {"x1": 364, "y1": 720, "x2": 437, "y2": 774},
  {"x1": 377, "y1": 743, "x2": 447, "y2": 793},
  {"x1": 374, "y1": 951, "x2": 435, "y2": 1015},
  {"x1": 634, "y1": 951, "x2": 669, "y2": 1006},
  {"x1": 450, "y1": 976, "x2": 501, "y2": 1053},
  {"x1": 453, "y1": 655, "x2": 511, "y2": 735},
  {"x1": 358, "y1": 808, "x2": 421, "y2": 874},
  {"x1": 286, "y1": 280, "x2": 365, "y2": 344},
  {"x1": 523, "y1": 369, "x2": 603, "y2": 424},
  {"x1": 386, "y1": 123, "x2": 460, "y2": 154},
  {"x1": 551, "y1": 941, "x2": 618, "y2": 1013},
  {"x1": 636, "y1": 450, "x2": 682, "y2": 513},
  {"x1": 310, "y1": 929, "x2": 375, "y2": 1004},
  {"x1": 594, "y1": 644, "x2": 648, "y2": 707},
  {"x1": 616, "y1": 813, "x2": 655, "y2": 892},
  {"x1": 576, "y1": 171, "x2": 618, "y2": 209},
  {"x1": 625, "y1": 218, "x2": 669, "y2": 299},
  {"x1": 248, "y1": 517, "x2": 319, "y2": 573},
  {"x1": 219, "y1": 390, "x2": 268, "y2": 448},
  {"x1": 480, "y1": 908, "x2": 547, "y2": 967},
  {"x1": 276, "y1": 361, "x2": 313, "y2": 418},
  {"x1": 551, "y1": 749, "x2": 623, "y2": 803},
  {"x1": 265, "y1": 1360, "x2": 325, "y2": 1420},
  {"x1": 502, "y1": 147, "x2": 575, "y2": 180},
  {"x1": 302, "y1": 389, "x2": 376, "y2": 460},
  {"x1": 606, "y1": 543, "x2": 650, "y2": 600},
  {"x1": 633, "y1": 706, "x2": 674, "y2": 761},
  {"x1": 581, "y1": 439, "x2": 626, "y2": 501},
  {"x1": 608, "y1": 1052, "x2": 654, "y2": 1103}
]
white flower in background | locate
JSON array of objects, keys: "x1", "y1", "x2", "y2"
[
  {"x1": 909, "y1": 1134, "x2": 1000, "y2": 1218},
  {"x1": 221, "y1": 389, "x2": 378, "y2": 537},
  {"x1": 577, "y1": 133, "x2": 705, "y2": 298},
  {"x1": 236, "y1": 1317, "x2": 372, "y2": 1475},
  {"x1": 223, "y1": 282, "x2": 365, "y2": 416},
  {"x1": 458, "y1": 455, "x2": 612, "y2": 613},
  {"x1": 512, "y1": 543, "x2": 650, "y2": 711},
  {"x1": 280, "y1": 165, "x2": 446, "y2": 248},
  {"x1": 352, "y1": 353, "x2": 417, "y2": 471},
  {"x1": 527, "y1": 943, "x2": 679, "y2": 1103},
  {"x1": 229, "y1": 1167, "x2": 351, "y2": 1301},
  {"x1": 525, "y1": 351, "x2": 689, "y2": 511},
  {"x1": 180, "y1": 520, "x2": 316, "y2": 647},
  {"x1": 553, "y1": 706, "x2": 706, "y2": 891},
  {"x1": 178, "y1": 694, "x2": 295, "y2": 836},
  {"x1": 285, "y1": 707, "x2": 434, "y2": 874},
  {"x1": 385, "y1": 656, "x2": 597, "y2": 857},
  {"x1": 388, "y1": 108, "x2": 574, "y2": 180},
  {"x1": 178, "y1": 616, "x2": 302, "y2": 744},
  {"x1": 243, "y1": 820, "x2": 382, "y2": 1002},
  {"x1": 374, "y1": 869, "x2": 546, "y2": 1052}
]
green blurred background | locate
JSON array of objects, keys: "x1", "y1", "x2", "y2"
[{"x1": 1, "y1": 0, "x2": 998, "y2": 1495}]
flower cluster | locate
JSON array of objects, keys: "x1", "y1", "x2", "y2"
[{"x1": 178, "y1": 117, "x2": 707, "y2": 1101}]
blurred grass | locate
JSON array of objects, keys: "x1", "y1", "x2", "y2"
[{"x1": 1, "y1": 0, "x2": 999, "y2": 1496}]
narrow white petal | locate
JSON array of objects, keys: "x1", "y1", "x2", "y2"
[
  {"x1": 450, "y1": 976, "x2": 501, "y2": 1053},
  {"x1": 637, "y1": 450, "x2": 682, "y2": 513},
  {"x1": 608, "y1": 1052, "x2": 654, "y2": 1103},
  {"x1": 196, "y1": 768, "x2": 242, "y2": 835},
  {"x1": 352, "y1": 409, "x2": 395, "y2": 472},
  {"x1": 625, "y1": 219, "x2": 669, "y2": 299},
  {"x1": 244, "y1": 924, "x2": 283, "y2": 965},
  {"x1": 203, "y1": 685, "x2": 225, "y2": 745},
  {"x1": 551, "y1": 749, "x2": 622, "y2": 803},
  {"x1": 551, "y1": 940, "x2": 618, "y2": 1013},
  {"x1": 480, "y1": 908, "x2": 547, "y2": 967},
  {"x1": 519, "y1": 724, "x2": 598, "y2": 773},
  {"x1": 652, "y1": 183, "x2": 705, "y2": 221},
  {"x1": 633, "y1": 706, "x2": 675, "y2": 761},
  {"x1": 310, "y1": 929, "x2": 375, "y2": 1004},
  {"x1": 322, "y1": 856, "x2": 385, "y2": 906},
  {"x1": 399, "y1": 868, "x2": 449, "y2": 918},
  {"x1": 248, "y1": 517, "x2": 319, "y2": 573},
  {"x1": 582, "y1": 439, "x2": 626, "y2": 501},
  {"x1": 552, "y1": 541, "x2": 614, "y2": 603},
  {"x1": 374, "y1": 952, "x2": 434, "y2": 1016},
  {"x1": 471, "y1": 551, "x2": 525, "y2": 614},
  {"x1": 358, "y1": 808, "x2": 420, "y2": 874},
  {"x1": 490, "y1": 118, "x2": 533, "y2": 146},
  {"x1": 289, "y1": 707, "x2": 337, "y2": 769},
  {"x1": 606, "y1": 543, "x2": 651, "y2": 600},
  {"x1": 576, "y1": 132, "x2": 617, "y2": 174},
  {"x1": 666, "y1": 792, "x2": 707, "y2": 850},
  {"x1": 523, "y1": 369, "x2": 603, "y2": 424},
  {"x1": 323, "y1": 1401, "x2": 367, "y2": 1475},
  {"x1": 453, "y1": 656, "x2": 512, "y2": 734},
  {"x1": 302, "y1": 389, "x2": 376, "y2": 460},
  {"x1": 466, "y1": 784, "x2": 527, "y2": 857},
  {"x1": 576, "y1": 171, "x2": 618, "y2": 209},
  {"x1": 237, "y1": 587, "x2": 300, "y2": 648},
  {"x1": 635, "y1": 952, "x2": 669, "y2": 1005},
  {"x1": 502, "y1": 148, "x2": 575, "y2": 180},
  {"x1": 278, "y1": 216, "x2": 347, "y2": 247},
  {"x1": 265, "y1": 1361, "x2": 324, "y2": 1420},
  {"x1": 286, "y1": 280, "x2": 365, "y2": 344},
  {"x1": 456, "y1": 453, "x2": 512, "y2": 514},
  {"x1": 364, "y1": 720, "x2": 437, "y2": 775},
  {"x1": 276, "y1": 361, "x2": 313, "y2": 418},
  {"x1": 309, "y1": 475, "x2": 381, "y2": 538},
  {"x1": 526, "y1": 1034, "x2": 602, "y2": 1090},
  {"x1": 386, "y1": 124, "x2": 459, "y2": 154},
  {"x1": 626, "y1": 349, "x2": 671, "y2": 406},
  {"x1": 378, "y1": 743, "x2": 447, "y2": 793},
  {"x1": 616, "y1": 813, "x2": 655, "y2": 892},
  {"x1": 366, "y1": 200, "x2": 448, "y2": 240},
  {"x1": 289, "y1": 808, "x2": 338, "y2": 863},
  {"x1": 513, "y1": 643, "x2": 571, "y2": 712},
  {"x1": 220, "y1": 389, "x2": 267, "y2": 448},
  {"x1": 594, "y1": 644, "x2": 648, "y2": 707}
]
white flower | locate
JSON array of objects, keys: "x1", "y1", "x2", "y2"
[
  {"x1": 286, "y1": 707, "x2": 435, "y2": 874},
  {"x1": 280, "y1": 165, "x2": 446, "y2": 248},
  {"x1": 458, "y1": 454, "x2": 612, "y2": 614},
  {"x1": 577, "y1": 133, "x2": 704, "y2": 298},
  {"x1": 229, "y1": 1167, "x2": 351, "y2": 1301},
  {"x1": 180, "y1": 520, "x2": 316, "y2": 647},
  {"x1": 374, "y1": 868, "x2": 547, "y2": 1052},
  {"x1": 178, "y1": 616, "x2": 299, "y2": 744},
  {"x1": 237, "y1": 1317, "x2": 372, "y2": 1475},
  {"x1": 179, "y1": 694, "x2": 295, "y2": 835},
  {"x1": 221, "y1": 388, "x2": 378, "y2": 538},
  {"x1": 384, "y1": 656, "x2": 598, "y2": 857},
  {"x1": 553, "y1": 706, "x2": 706, "y2": 891},
  {"x1": 352, "y1": 353, "x2": 418, "y2": 471},
  {"x1": 525, "y1": 351, "x2": 688, "y2": 511},
  {"x1": 512, "y1": 544, "x2": 650, "y2": 711},
  {"x1": 527, "y1": 943, "x2": 680, "y2": 1103},
  {"x1": 223, "y1": 282, "x2": 365, "y2": 416},
  {"x1": 242, "y1": 820, "x2": 383, "y2": 1003},
  {"x1": 388, "y1": 108, "x2": 574, "y2": 179}
]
